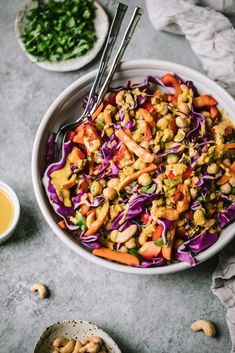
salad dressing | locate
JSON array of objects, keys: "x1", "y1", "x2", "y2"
[
  {"x1": 51, "y1": 155, "x2": 72, "y2": 207},
  {"x1": 0, "y1": 189, "x2": 14, "y2": 235}
]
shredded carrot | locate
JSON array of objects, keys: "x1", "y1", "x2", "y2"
[
  {"x1": 92, "y1": 248, "x2": 140, "y2": 266},
  {"x1": 152, "y1": 225, "x2": 163, "y2": 241},
  {"x1": 58, "y1": 220, "x2": 66, "y2": 230},
  {"x1": 193, "y1": 95, "x2": 218, "y2": 108},
  {"x1": 162, "y1": 227, "x2": 176, "y2": 261},
  {"x1": 224, "y1": 143, "x2": 235, "y2": 151},
  {"x1": 230, "y1": 161, "x2": 235, "y2": 173},
  {"x1": 218, "y1": 174, "x2": 230, "y2": 185},
  {"x1": 92, "y1": 103, "x2": 104, "y2": 121},
  {"x1": 210, "y1": 106, "x2": 220, "y2": 120},
  {"x1": 117, "y1": 164, "x2": 157, "y2": 191},
  {"x1": 161, "y1": 74, "x2": 182, "y2": 97},
  {"x1": 85, "y1": 201, "x2": 109, "y2": 236},
  {"x1": 115, "y1": 128, "x2": 155, "y2": 163}
]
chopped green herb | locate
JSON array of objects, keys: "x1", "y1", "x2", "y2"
[
  {"x1": 154, "y1": 238, "x2": 163, "y2": 247},
  {"x1": 152, "y1": 126, "x2": 157, "y2": 136},
  {"x1": 141, "y1": 184, "x2": 156, "y2": 193},
  {"x1": 197, "y1": 196, "x2": 203, "y2": 204},
  {"x1": 129, "y1": 249, "x2": 142, "y2": 260},
  {"x1": 75, "y1": 210, "x2": 87, "y2": 231},
  {"x1": 20, "y1": 0, "x2": 97, "y2": 62},
  {"x1": 167, "y1": 231, "x2": 171, "y2": 241}
]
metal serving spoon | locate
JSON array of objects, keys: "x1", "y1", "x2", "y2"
[{"x1": 54, "y1": 3, "x2": 143, "y2": 161}]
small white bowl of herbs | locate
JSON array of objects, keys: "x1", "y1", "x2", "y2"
[{"x1": 15, "y1": 0, "x2": 109, "y2": 72}]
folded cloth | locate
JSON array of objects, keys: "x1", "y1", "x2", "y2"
[
  {"x1": 211, "y1": 238, "x2": 235, "y2": 352},
  {"x1": 146, "y1": 0, "x2": 235, "y2": 95}
]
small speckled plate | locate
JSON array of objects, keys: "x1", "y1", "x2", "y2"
[
  {"x1": 34, "y1": 320, "x2": 121, "y2": 353},
  {"x1": 15, "y1": 1, "x2": 109, "y2": 72}
]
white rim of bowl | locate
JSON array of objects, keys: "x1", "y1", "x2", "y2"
[
  {"x1": 0, "y1": 181, "x2": 20, "y2": 240},
  {"x1": 32, "y1": 59, "x2": 235, "y2": 274},
  {"x1": 14, "y1": 1, "x2": 109, "y2": 72}
]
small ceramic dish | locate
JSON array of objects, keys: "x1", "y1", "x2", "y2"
[
  {"x1": 14, "y1": 1, "x2": 109, "y2": 72},
  {"x1": 0, "y1": 181, "x2": 20, "y2": 244},
  {"x1": 33, "y1": 320, "x2": 121, "y2": 353}
]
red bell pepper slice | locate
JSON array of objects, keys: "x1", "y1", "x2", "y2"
[
  {"x1": 167, "y1": 170, "x2": 175, "y2": 179},
  {"x1": 182, "y1": 167, "x2": 193, "y2": 180},
  {"x1": 145, "y1": 123, "x2": 152, "y2": 141},
  {"x1": 141, "y1": 213, "x2": 150, "y2": 223},
  {"x1": 66, "y1": 130, "x2": 76, "y2": 142}
]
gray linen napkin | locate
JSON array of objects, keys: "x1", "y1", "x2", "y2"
[
  {"x1": 211, "y1": 238, "x2": 235, "y2": 353},
  {"x1": 146, "y1": 0, "x2": 235, "y2": 95}
]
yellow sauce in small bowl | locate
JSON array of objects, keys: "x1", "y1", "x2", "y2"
[{"x1": 0, "y1": 188, "x2": 14, "y2": 236}]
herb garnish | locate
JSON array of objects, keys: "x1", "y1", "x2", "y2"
[{"x1": 21, "y1": 0, "x2": 97, "y2": 62}]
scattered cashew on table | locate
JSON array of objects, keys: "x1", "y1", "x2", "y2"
[
  {"x1": 191, "y1": 320, "x2": 216, "y2": 338},
  {"x1": 31, "y1": 283, "x2": 49, "y2": 299},
  {"x1": 52, "y1": 336, "x2": 107, "y2": 353}
]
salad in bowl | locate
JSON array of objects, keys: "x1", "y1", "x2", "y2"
[{"x1": 42, "y1": 70, "x2": 235, "y2": 269}]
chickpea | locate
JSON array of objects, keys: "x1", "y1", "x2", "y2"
[
  {"x1": 210, "y1": 192, "x2": 216, "y2": 200},
  {"x1": 193, "y1": 209, "x2": 206, "y2": 226},
  {"x1": 230, "y1": 176, "x2": 235, "y2": 187},
  {"x1": 155, "y1": 102, "x2": 168, "y2": 115},
  {"x1": 190, "y1": 188, "x2": 197, "y2": 199},
  {"x1": 138, "y1": 173, "x2": 152, "y2": 186},
  {"x1": 134, "y1": 158, "x2": 146, "y2": 170},
  {"x1": 90, "y1": 181, "x2": 103, "y2": 196},
  {"x1": 157, "y1": 117, "x2": 169, "y2": 130},
  {"x1": 223, "y1": 158, "x2": 231, "y2": 167},
  {"x1": 174, "y1": 129, "x2": 186, "y2": 142},
  {"x1": 107, "y1": 178, "x2": 118, "y2": 188},
  {"x1": 221, "y1": 182, "x2": 232, "y2": 194},
  {"x1": 105, "y1": 127, "x2": 114, "y2": 137},
  {"x1": 162, "y1": 128, "x2": 174, "y2": 142},
  {"x1": 206, "y1": 118, "x2": 213, "y2": 127},
  {"x1": 103, "y1": 187, "x2": 116, "y2": 200},
  {"x1": 207, "y1": 163, "x2": 219, "y2": 175},
  {"x1": 123, "y1": 166, "x2": 135, "y2": 176},
  {"x1": 201, "y1": 111, "x2": 211, "y2": 118},
  {"x1": 167, "y1": 153, "x2": 179, "y2": 164},
  {"x1": 99, "y1": 178, "x2": 106, "y2": 187}
]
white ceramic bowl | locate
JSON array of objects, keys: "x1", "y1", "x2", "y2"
[
  {"x1": 15, "y1": 1, "x2": 109, "y2": 72},
  {"x1": 32, "y1": 60, "x2": 235, "y2": 274},
  {"x1": 33, "y1": 320, "x2": 121, "y2": 353},
  {"x1": 0, "y1": 181, "x2": 20, "y2": 244}
]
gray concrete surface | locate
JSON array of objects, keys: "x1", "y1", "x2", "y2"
[{"x1": 0, "y1": 0, "x2": 231, "y2": 352}]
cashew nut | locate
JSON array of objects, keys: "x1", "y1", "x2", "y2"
[
  {"x1": 72, "y1": 341, "x2": 83, "y2": 353},
  {"x1": 31, "y1": 283, "x2": 48, "y2": 299},
  {"x1": 60, "y1": 340, "x2": 75, "y2": 353},
  {"x1": 79, "y1": 342, "x2": 100, "y2": 353},
  {"x1": 191, "y1": 320, "x2": 216, "y2": 337},
  {"x1": 53, "y1": 337, "x2": 69, "y2": 348},
  {"x1": 138, "y1": 173, "x2": 152, "y2": 186},
  {"x1": 116, "y1": 224, "x2": 137, "y2": 243}
]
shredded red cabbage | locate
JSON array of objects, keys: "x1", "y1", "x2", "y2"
[
  {"x1": 139, "y1": 257, "x2": 165, "y2": 268},
  {"x1": 176, "y1": 230, "x2": 218, "y2": 266},
  {"x1": 219, "y1": 201, "x2": 235, "y2": 228}
]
